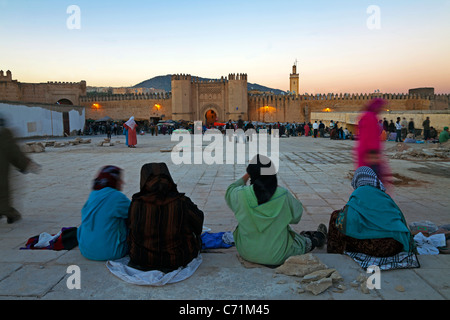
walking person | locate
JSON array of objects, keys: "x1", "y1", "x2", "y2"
[
  {"x1": 106, "y1": 122, "x2": 112, "y2": 140},
  {"x1": 0, "y1": 116, "x2": 41, "y2": 224},
  {"x1": 408, "y1": 118, "x2": 415, "y2": 135},
  {"x1": 395, "y1": 117, "x2": 403, "y2": 142},
  {"x1": 319, "y1": 121, "x2": 325, "y2": 138},
  {"x1": 312, "y1": 121, "x2": 319, "y2": 138},
  {"x1": 124, "y1": 116, "x2": 138, "y2": 148},
  {"x1": 354, "y1": 98, "x2": 391, "y2": 188},
  {"x1": 423, "y1": 117, "x2": 431, "y2": 141},
  {"x1": 401, "y1": 117, "x2": 408, "y2": 140}
]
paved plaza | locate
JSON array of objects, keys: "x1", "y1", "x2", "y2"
[{"x1": 0, "y1": 132, "x2": 449, "y2": 301}]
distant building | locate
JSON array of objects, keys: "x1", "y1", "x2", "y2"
[{"x1": 409, "y1": 87, "x2": 435, "y2": 96}]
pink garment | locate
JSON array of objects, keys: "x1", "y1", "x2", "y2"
[
  {"x1": 356, "y1": 111, "x2": 381, "y2": 168},
  {"x1": 354, "y1": 98, "x2": 392, "y2": 191}
]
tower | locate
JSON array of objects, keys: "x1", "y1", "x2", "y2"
[
  {"x1": 171, "y1": 74, "x2": 192, "y2": 121},
  {"x1": 290, "y1": 61, "x2": 299, "y2": 95},
  {"x1": 227, "y1": 73, "x2": 248, "y2": 120}
]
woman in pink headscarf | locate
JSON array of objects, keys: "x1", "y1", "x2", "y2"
[
  {"x1": 355, "y1": 98, "x2": 391, "y2": 189},
  {"x1": 124, "y1": 116, "x2": 137, "y2": 148}
]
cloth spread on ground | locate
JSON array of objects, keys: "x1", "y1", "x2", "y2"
[
  {"x1": 201, "y1": 231, "x2": 234, "y2": 249},
  {"x1": 106, "y1": 254, "x2": 202, "y2": 286},
  {"x1": 21, "y1": 227, "x2": 78, "y2": 251},
  {"x1": 345, "y1": 250, "x2": 420, "y2": 271}
]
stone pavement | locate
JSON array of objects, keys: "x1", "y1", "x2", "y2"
[{"x1": 0, "y1": 132, "x2": 449, "y2": 301}]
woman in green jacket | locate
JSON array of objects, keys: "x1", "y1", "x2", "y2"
[{"x1": 225, "y1": 155, "x2": 326, "y2": 266}]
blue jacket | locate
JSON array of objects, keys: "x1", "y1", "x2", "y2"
[{"x1": 77, "y1": 188, "x2": 131, "y2": 261}]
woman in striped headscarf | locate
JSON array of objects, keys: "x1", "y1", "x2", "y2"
[{"x1": 327, "y1": 166, "x2": 413, "y2": 257}]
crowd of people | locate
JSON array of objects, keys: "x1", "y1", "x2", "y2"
[
  {"x1": 202, "y1": 118, "x2": 354, "y2": 141},
  {"x1": 379, "y1": 116, "x2": 449, "y2": 144},
  {"x1": 83, "y1": 113, "x2": 449, "y2": 146}
]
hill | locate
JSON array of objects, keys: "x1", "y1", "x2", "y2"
[{"x1": 133, "y1": 74, "x2": 286, "y2": 95}]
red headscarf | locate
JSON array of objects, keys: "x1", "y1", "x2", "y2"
[{"x1": 93, "y1": 166, "x2": 122, "y2": 191}]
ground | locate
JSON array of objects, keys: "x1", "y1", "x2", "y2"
[{"x1": 0, "y1": 132, "x2": 449, "y2": 302}]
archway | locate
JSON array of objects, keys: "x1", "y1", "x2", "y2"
[
  {"x1": 205, "y1": 109, "x2": 217, "y2": 126},
  {"x1": 57, "y1": 99, "x2": 73, "y2": 105}
]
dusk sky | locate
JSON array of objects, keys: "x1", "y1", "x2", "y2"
[{"x1": 1, "y1": 0, "x2": 449, "y2": 94}]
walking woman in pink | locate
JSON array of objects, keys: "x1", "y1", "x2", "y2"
[
  {"x1": 124, "y1": 116, "x2": 138, "y2": 148},
  {"x1": 355, "y1": 98, "x2": 392, "y2": 191}
]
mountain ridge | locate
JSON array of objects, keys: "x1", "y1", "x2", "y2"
[{"x1": 133, "y1": 74, "x2": 286, "y2": 95}]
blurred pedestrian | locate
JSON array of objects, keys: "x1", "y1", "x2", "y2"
[
  {"x1": 0, "y1": 116, "x2": 40, "y2": 224},
  {"x1": 423, "y1": 117, "x2": 431, "y2": 140},
  {"x1": 355, "y1": 98, "x2": 391, "y2": 189}
]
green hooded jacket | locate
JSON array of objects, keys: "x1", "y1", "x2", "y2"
[{"x1": 225, "y1": 178, "x2": 307, "y2": 266}]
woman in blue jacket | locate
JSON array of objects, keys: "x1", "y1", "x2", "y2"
[{"x1": 77, "y1": 166, "x2": 131, "y2": 261}]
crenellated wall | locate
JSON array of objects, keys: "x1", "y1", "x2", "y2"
[
  {"x1": 2, "y1": 69, "x2": 448, "y2": 124},
  {"x1": 248, "y1": 92, "x2": 448, "y2": 123},
  {"x1": 0, "y1": 70, "x2": 86, "y2": 105}
]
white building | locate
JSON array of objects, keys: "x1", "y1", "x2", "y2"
[{"x1": 0, "y1": 102, "x2": 85, "y2": 138}]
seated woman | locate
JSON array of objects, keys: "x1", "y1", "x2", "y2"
[
  {"x1": 127, "y1": 163, "x2": 204, "y2": 272},
  {"x1": 77, "y1": 166, "x2": 131, "y2": 261},
  {"x1": 225, "y1": 154, "x2": 327, "y2": 267},
  {"x1": 327, "y1": 166, "x2": 412, "y2": 257}
]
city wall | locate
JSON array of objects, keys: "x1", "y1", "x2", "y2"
[
  {"x1": 80, "y1": 93, "x2": 172, "y2": 121},
  {"x1": 249, "y1": 92, "x2": 449, "y2": 124},
  {"x1": 0, "y1": 70, "x2": 86, "y2": 105}
]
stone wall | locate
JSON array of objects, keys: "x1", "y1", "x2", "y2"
[
  {"x1": 0, "y1": 70, "x2": 86, "y2": 105},
  {"x1": 80, "y1": 93, "x2": 172, "y2": 121}
]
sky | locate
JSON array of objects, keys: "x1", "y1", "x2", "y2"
[{"x1": 1, "y1": 0, "x2": 449, "y2": 94}]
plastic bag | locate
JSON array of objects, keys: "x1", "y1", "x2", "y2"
[{"x1": 409, "y1": 221, "x2": 438, "y2": 235}]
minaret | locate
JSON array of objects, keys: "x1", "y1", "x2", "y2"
[{"x1": 290, "y1": 61, "x2": 299, "y2": 95}]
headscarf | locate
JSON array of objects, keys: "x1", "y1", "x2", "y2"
[
  {"x1": 125, "y1": 116, "x2": 137, "y2": 130},
  {"x1": 93, "y1": 166, "x2": 122, "y2": 191},
  {"x1": 351, "y1": 166, "x2": 386, "y2": 192},
  {"x1": 246, "y1": 154, "x2": 278, "y2": 205},
  {"x1": 137, "y1": 163, "x2": 182, "y2": 205}
]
